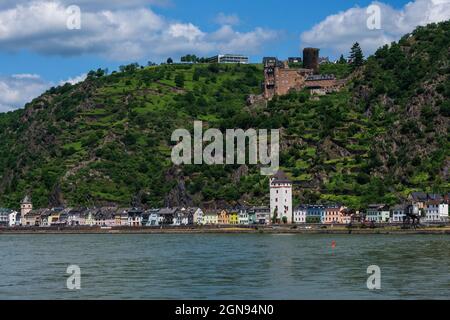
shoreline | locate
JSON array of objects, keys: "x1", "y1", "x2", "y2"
[{"x1": 1, "y1": 226, "x2": 450, "y2": 235}]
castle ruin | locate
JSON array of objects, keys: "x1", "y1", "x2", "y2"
[{"x1": 263, "y1": 48, "x2": 344, "y2": 100}]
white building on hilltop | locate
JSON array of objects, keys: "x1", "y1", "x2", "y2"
[
  {"x1": 206, "y1": 54, "x2": 249, "y2": 64},
  {"x1": 270, "y1": 170, "x2": 293, "y2": 224}
]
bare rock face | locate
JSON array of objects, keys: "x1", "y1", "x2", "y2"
[
  {"x1": 246, "y1": 94, "x2": 266, "y2": 106},
  {"x1": 164, "y1": 179, "x2": 193, "y2": 208},
  {"x1": 322, "y1": 137, "x2": 351, "y2": 159},
  {"x1": 442, "y1": 159, "x2": 449, "y2": 181},
  {"x1": 49, "y1": 185, "x2": 65, "y2": 207},
  {"x1": 232, "y1": 165, "x2": 249, "y2": 183}
]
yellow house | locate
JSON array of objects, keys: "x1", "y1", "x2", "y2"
[
  {"x1": 218, "y1": 210, "x2": 229, "y2": 225},
  {"x1": 203, "y1": 210, "x2": 219, "y2": 225},
  {"x1": 84, "y1": 209, "x2": 97, "y2": 226},
  {"x1": 114, "y1": 210, "x2": 124, "y2": 226},
  {"x1": 48, "y1": 212, "x2": 61, "y2": 226},
  {"x1": 229, "y1": 211, "x2": 239, "y2": 225}
]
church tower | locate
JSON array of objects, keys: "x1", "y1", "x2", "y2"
[
  {"x1": 270, "y1": 171, "x2": 292, "y2": 224},
  {"x1": 21, "y1": 195, "x2": 33, "y2": 217}
]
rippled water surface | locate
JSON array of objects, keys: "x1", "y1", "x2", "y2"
[{"x1": 0, "y1": 234, "x2": 449, "y2": 299}]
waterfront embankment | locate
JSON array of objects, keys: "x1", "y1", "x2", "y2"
[{"x1": 1, "y1": 225, "x2": 450, "y2": 235}]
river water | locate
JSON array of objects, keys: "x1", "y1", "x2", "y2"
[{"x1": 0, "y1": 234, "x2": 449, "y2": 299}]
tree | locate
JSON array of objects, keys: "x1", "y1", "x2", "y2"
[
  {"x1": 175, "y1": 73, "x2": 185, "y2": 88},
  {"x1": 95, "y1": 68, "x2": 106, "y2": 78},
  {"x1": 192, "y1": 69, "x2": 201, "y2": 81},
  {"x1": 349, "y1": 42, "x2": 364, "y2": 70},
  {"x1": 119, "y1": 63, "x2": 139, "y2": 73},
  {"x1": 272, "y1": 207, "x2": 278, "y2": 224},
  {"x1": 338, "y1": 54, "x2": 347, "y2": 64},
  {"x1": 181, "y1": 54, "x2": 199, "y2": 63},
  {"x1": 167, "y1": 57, "x2": 173, "y2": 64}
]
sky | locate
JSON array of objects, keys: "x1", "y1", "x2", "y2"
[{"x1": 0, "y1": 0, "x2": 449, "y2": 112}]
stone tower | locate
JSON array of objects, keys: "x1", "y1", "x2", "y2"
[
  {"x1": 270, "y1": 171, "x2": 292, "y2": 224},
  {"x1": 303, "y1": 48, "x2": 320, "y2": 73},
  {"x1": 20, "y1": 195, "x2": 33, "y2": 217}
]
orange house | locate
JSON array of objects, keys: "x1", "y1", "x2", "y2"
[
  {"x1": 217, "y1": 210, "x2": 230, "y2": 225},
  {"x1": 324, "y1": 206, "x2": 347, "y2": 224}
]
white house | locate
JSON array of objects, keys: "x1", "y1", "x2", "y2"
[
  {"x1": 180, "y1": 208, "x2": 194, "y2": 226},
  {"x1": 146, "y1": 209, "x2": 161, "y2": 226},
  {"x1": 253, "y1": 206, "x2": 271, "y2": 225},
  {"x1": 202, "y1": 210, "x2": 219, "y2": 225},
  {"x1": 293, "y1": 205, "x2": 307, "y2": 224},
  {"x1": 425, "y1": 201, "x2": 449, "y2": 222},
  {"x1": 9, "y1": 210, "x2": 19, "y2": 227},
  {"x1": 67, "y1": 208, "x2": 86, "y2": 226},
  {"x1": 127, "y1": 208, "x2": 143, "y2": 226},
  {"x1": 366, "y1": 204, "x2": 390, "y2": 223},
  {"x1": 270, "y1": 171, "x2": 293, "y2": 224},
  {"x1": 192, "y1": 208, "x2": 204, "y2": 225},
  {"x1": 390, "y1": 205, "x2": 406, "y2": 223},
  {"x1": 238, "y1": 208, "x2": 249, "y2": 225},
  {"x1": 0, "y1": 208, "x2": 11, "y2": 226}
]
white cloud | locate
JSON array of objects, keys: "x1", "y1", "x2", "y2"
[
  {"x1": 0, "y1": 71, "x2": 89, "y2": 112},
  {"x1": 0, "y1": 0, "x2": 278, "y2": 61},
  {"x1": 215, "y1": 13, "x2": 240, "y2": 26},
  {"x1": 11, "y1": 73, "x2": 41, "y2": 80},
  {"x1": 301, "y1": 0, "x2": 450, "y2": 57},
  {"x1": 211, "y1": 25, "x2": 279, "y2": 54},
  {"x1": 168, "y1": 23, "x2": 205, "y2": 41},
  {"x1": 59, "y1": 73, "x2": 87, "y2": 85},
  {"x1": 0, "y1": 74, "x2": 50, "y2": 112}
]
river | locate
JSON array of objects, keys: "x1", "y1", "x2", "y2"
[{"x1": 0, "y1": 234, "x2": 449, "y2": 299}]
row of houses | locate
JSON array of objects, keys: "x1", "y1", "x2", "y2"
[
  {"x1": 2, "y1": 191, "x2": 448, "y2": 228},
  {"x1": 293, "y1": 193, "x2": 449, "y2": 225},
  {"x1": 365, "y1": 193, "x2": 450, "y2": 223},
  {"x1": 293, "y1": 205, "x2": 352, "y2": 224},
  {"x1": 3, "y1": 202, "x2": 274, "y2": 228}
]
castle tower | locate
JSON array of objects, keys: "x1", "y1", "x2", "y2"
[
  {"x1": 263, "y1": 57, "x2": 278, "y2": 100},
  {"x1": 270, "y1": 171, "x2": 292, "y2": 224},
  {"x1": 303, "y1": 48, "x2": 320, "y2": 73},
  {"x1": 20, "y1": 195, "x2": 32, "y2": 217}
]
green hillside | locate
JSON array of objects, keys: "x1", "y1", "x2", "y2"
[{"x1": 0, "y1": 21, "x2": 449, "y2": 210}]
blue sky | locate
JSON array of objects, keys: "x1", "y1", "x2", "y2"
[{"x1": 0, "y1": 0, "x2": 449, "y2": 111}]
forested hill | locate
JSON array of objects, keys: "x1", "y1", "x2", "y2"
[{"x1": 0, "y1": 21, "x2": 449, "y2": 210}]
